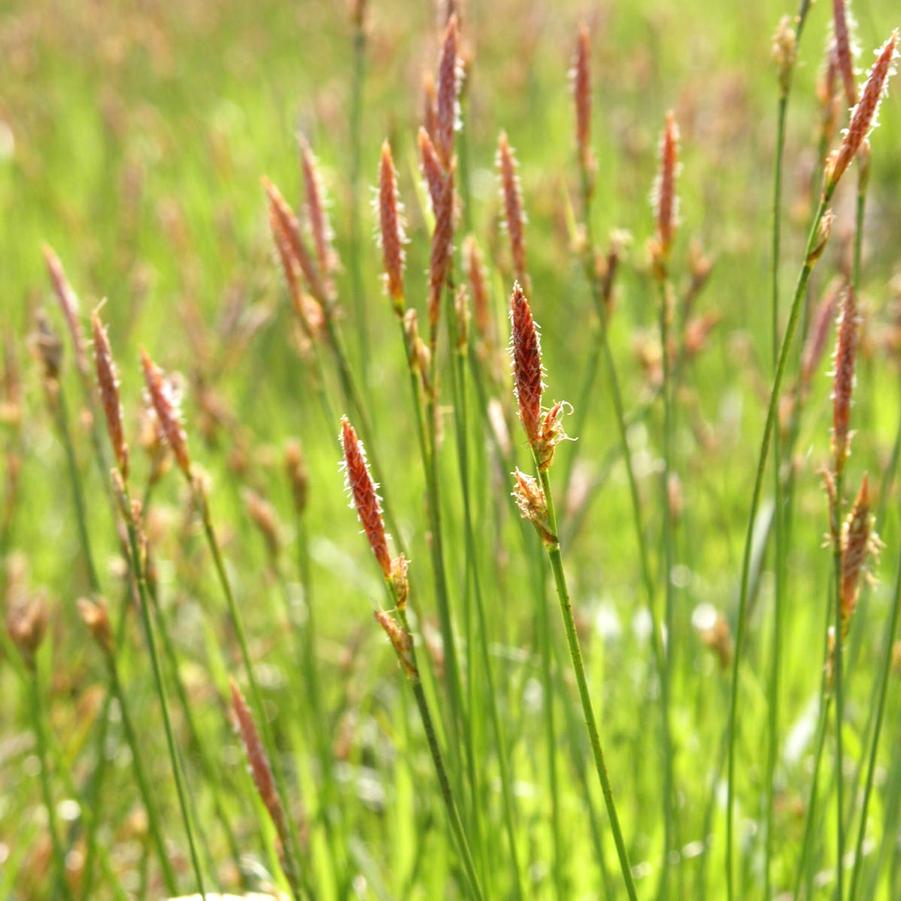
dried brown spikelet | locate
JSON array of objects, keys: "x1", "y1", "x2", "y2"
[
  {"x1": 427, "y1": 163, "x2": 455, "y2": 333},
  {"x1": 698, "y1": 612, "x2": 732, "y2": 670},
  {"x1": 378, "y1": 141, "x2": 407, "y2": 308},
  {"x1": 42, "y1": 245, "x2": 88, "y2": 377},
  {"x1": 299, "y1": 135, "x2": 338, "y2": 280},
  {"x1": 832, "y1": 0, "x2": 859, "y2": 108},
  {"x1": 512, "y1": 468, "x2": 555, "y2": 545},
  {"x1": 509, "y1": 282, "x2": 543, "y2": 445},
  {"x1": 801, "y1": 282, "x2": 840, "y2": 390},
  {"x1": 375, "y1": 609, "x2": 417, "y2": 678},
  {"x1": 140, "y1": 350, "x2": 191, "y2": 478},
  {"x1": 403, "y1": 308, "x2": 431, "y2": 380},
  {"x1": 652, "y1": 111, "x2": 680, "y2": 266},
  {"x1": 683, "y1": 311, "x2": 721, "y2": 359},
  {"x1": 826, "y1": 32, "x2": 898, "y2": 189},
  {"x1": 533, "y1": 400, "x2": 570, "y2": 472},
  {"x1": 263, "y1": 176, "x2": 327, "y2": 304},
  {"x1": 831, "y1": 286, "x2": 859, "y2": 474},
  {"x1": 418, "y1": 126, "x2": 445, "y2": 215},
  {"x1": 244, "y1": 488, "x2": 281, "y2": 561},
  {"x1": 840, "y1": 474, "x2": 877, "y2": 628},
  {"x1": 284, "y1": 440, "x2": 309, "y2": 515},
  {"x1": 435, "y1": 14, "x2": 461, "y2": 168},
  {"x1": 77, "y1": 597, "x2": 112, "y2": 654},
  {"x1": 6, "y1": 594, "x2": 48, "y2": 668},
  {"x1": 572, "y1": 24, "x2": 594, "y2": 173},
  {"x1": 807, "y1": 208, "x2": 835, "y2": 266},
  {"x1": 91, "y1": 310, "x2": 129, "y2": 479},
  {"x1": 230, "y1": 678, "x2": 287, "y2": 837},
  {"x1": 497, "y1": 132, "x2": 529, "y2": 290},
  {"x1": 772, "y1": 16, "x2": 797, "y2": 93},
  {"x1": 340, "y1": 416, "x2": 391, "y2": 577}
]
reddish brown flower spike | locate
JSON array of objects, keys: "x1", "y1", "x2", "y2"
[
  {"x1": 374, "y1": 609, "x2": 417, "y2": 678},
  {"x1": 832, "y1": 0, "x2": 858, "y2": 108},
  {"x1": 840, "y1": 473, "x2": 873, "y2": 625},
  {"x1": 827, "y1": 31, "x2": 898, "y2": 189},
  {"x1": 341, "y1": 416, "x2": 391, "y2": 577},
  {"x1": 140, "y1": 350, "x2": 191, "y2": 478},
  {"x1": 378, "y1": 141, "x2": 406, "y2": 306},
  {"x1": 801, "y1": 282, "x2": 840, "y2": 389},
  {"x1": 510, "y1": 282, "x2": 543, "y2": 445},
  {"x1": 427, "y1": 165, "x2": 455, "y2": 332},
  {"x1": 43, "y1": 245, "x2": 88, "y2": 377},
  {"x1": 418, "y1": 127, "x2": 445, "y2": 215},
  {"x1": 497, "y1": 132, "x2": 528, "y2": 289},
  {"x1": 435, "y1": 14, "x2": 461, "y2": 168},
  {"x1": 831, "y1": 286, "x2": 858, "y2": 474},
  {"x1": 299, "y1": 135, "x2": 338, "y2": 278},
  {"x1": 572, "y1": 24, "x2": 593, "y2": 171},
  {"x1": 422, "y1": 71, "x2": 438, "y2": 142},
  {"x1": 230, "y1": 679, "x2": 286, "y2": 836},
  {"x1": 654, "y1": 111, "x2": 680, "y2": 259},
  {"x1": 91, "y1": 311, "x2": 129, "y2": 479}
]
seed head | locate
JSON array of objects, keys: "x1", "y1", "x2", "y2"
[
  {"x1": 652, "y1": 111, "x2": 680, "y2": 265},
  {"x1": 6, "y1": 594, "x2": 48, "y2": 669},
  {"x1": 91, "y1": 309, "x2": 129, "y2": 480},
  {"x1": 463, "y1": 236, "x2": 493, "y2": 349},
  {"x1": 511, "y1": 468, "x2": 556, "y2": 545},
  {"x1": 831, "y1": 286, "x2": 859, "y2": 474},
  {"x1": 140, "y1": 349, "x2": 191, "y2": 479},
  {"x1": 826, "y1": 31, "x2": 898, "y2": 190},
  {"x1": 772, "y1": 16, "x2": 797, "y2": 93},
  {"x1": 509, "y1": 282, "x2": 543, "y2": 446},
  {"x1": 374, "y1": 609, "x2": 417, "y2": 679},
  {"x1": 571, "y1": 24, "x2": 594, "y2": 174},
  {"x1": 807, "y1": 208, "x2": 835, "y2": 266},
  {"x1": 818, "y1": 38, "x2": 842, "y2": 149},
  {"x1": 244, "y1": 488, "x2": 281, "y2": 562},
  {"x1": 230, "y1": 679, "x2": 287, "y2": 837},
  {"x1": 840, "y1": 473, "x2": 878, "y2": 628},
  {"x1": 340, "y1": 416, "x2": 391, "y2": 577},
  {"x1": 77, "y1": 597, "x2": 113, "y2": 654},
  {"x1": 497, "y1": 132, "x2": 529, "y2": 290},
  {"x1": 435, "y1": 14, "x2": 462, "y2": 168},
  {"x1": 284, "y1": 439, "x2": 309, "y2": 515},
  {"x1": 422, "y1": 71, "x2": 438, "y2": 141},
  {"x1": 299, "y1": 134, "x2": 338, "y2": 279},
  {"x1": 418, "y1": 127, "x2": 445, "y2": 215},
  {"x1": 378, "y1": 141, "x2": 407, "y2": 308},
  {"x1": 427, "y1": 162, "x2": 455, "y2": 333},
  {"x1": 42, "y1": 244, "x2": 88, "y2": 377},
  {"x1": 832, "y1": 0, "x2": 859, "y2": 108}
]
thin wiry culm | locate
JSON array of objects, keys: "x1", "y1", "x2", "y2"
[
  {"x1": 378, "y1": 141, "x2": 407, "y2": 306},
  {"x1": 653, "y1": 111, "x2": 680, "y2": 260},
  {"x1": 571, "y1": 24, "x2": 593, "y2": 172},
  {"x1": 832, "y1": 0, "x2": 859, "y2": 107},
  {"x1": 826, "y1": 31, "x2": 898, "y2": 189},
  {"x1": 141, "y1": 349, "x2": 191, "y2": 478},
  {"x1": 427, "y1": 164, "x2": 455, "y2": 332},
  {"x1": 284, "y1": 439, "x2": 309, "y2": 515},
  {"x1": 230, "y1": 679, "x2": 287, "y2": 838},
  {"x1": 91, "y1": 310, "x2": 129, "y2": 479},
  {"x1": 509, "y1": 282, "x2": 543, "y2": 446},
  {"x1": 435, "y1": 14, "x2": 461, "y2": 169},
  {"x1": 840, "y1": 473, "x2": 875, "y2": 627},
  {"x1": 497, "y1": 132, "x2": 528, "y2": 289},
  {"x1": 43, "y1": 244, "x2": 89, "y2": 377},
  {"x1": 418, "y1": 126, "x2": 445, "y2": 215},
  {"x1": 464, "y1": 235, "x2": 493, "y2": 348},
  {"x1": 263, "y1": 176, "x2": 327, "y2": 303},
  {"x1": 340, "y1": 416, "x2": 391, "y2": 577},
  {"x1": 831, "y1": 286, "x2": 859, "y2": 474},
  {"x1": 299, "y1": 134, "x2": 338, "y2": 278}
]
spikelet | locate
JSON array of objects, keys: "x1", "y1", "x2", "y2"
[
  {"x1": 509, "y1": 282, "x2": 543, "y2": 445},
  {"x1": 571, "y1": 24, "x2": 594, "y2": 174},
  {"x1": 6, "y1": 594, "x2": 48, "y2": 669},
  {"x1": 299, "y1": 134, "x2": 338, "y2": 278},
  {"x1": 340, "y1": 416, "x2": 391, "y2": 577},
  {"x1": 826, "y1": 31, "x2": 898, "y2": 190},
  {"x1": 422, "y1": 71, "x2": 438, "y2": 141},
  {"x1": 244, "y1": 488, "x2": 281, "y2": 562},
  {"x1": 463, "y1": 236, "x2": 494, "y2": 351},
  {"x1": 651, "y1": 111, "x2": 680, "y2": 267},
  {"x1": 263, "y1": 176, "x2": 327, "y2": 304},
  {"x1": 140, "y1": 350, "x2": 191, "y2": 478},
  {"x1": 818, "y1": 38, "x2": 842, "y2": 150},
  {"x1": 31, "y1": 310, "x2": 63, "y2": 386},
  {"x1": 418, "y1": 127, "x2": 445, "y2": 215},
  {"x1": 801, "y1": 281, "x2": 841, "y2": 390},
  {"x1": 807, "y1": 208, "x2": 835, "y2": 266},
  {"x1": 435, "y1": 14, "x2": 462, "y2": 168},
  {"x1": 91, "y1": 309, "x2": 129, "y2": 479},
  {"x1": 497, "y1": 132, "x2": 529, "y2": 290},
  {"x1": 839, "y1": 474, "x2": 877, "y2": 629},
  {"x1": 230, "y1": 679, "x2": 287, "y2": 837},
  {"x1": 284, "y1": 439, "x2": 309, "y2": 515},
  {"x1": 42, "y1": 245, "x2": 88, "y2": 377},
  {"x1": 832, "y1": 0, "x2": 859, "y2": 108},
  {"x1": 772, "y1": 16, "x2": 797, "y2": 93},
  {"x1": 511, "y1": 468, "x2": 555, "y2": 545},
  {"x1": 77, "y1": 597, "x2": 113, "y2": 654},
  {"x1": 374, "y1": 609, "x2": 417, "y2": 678},
  {"x1": 378, "y1": 141, "x2": 407, "y2": 308},
  {"x1": 831, "y1": 286, "x2": 859, "y2": 475},
  {"x1": 427, "y1": 162, "x2": 455, "y2": 333}
]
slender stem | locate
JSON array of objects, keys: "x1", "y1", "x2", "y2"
[
  {"x1": 831, "y1": 468, "x2": 846, "y2": 899},
  {"x1": 536, "y1": 461, "x2": 637, "y2": 900},
  {"x1": 29, "y1": 668, "x2": 73, "y2": 901},
  {"x1": 848, "y1": 545, "x2": 901, "y2": 899},
  {"x1": 725, "y1": 187, "x2": 832, "y2": 899},
  {"x1": 122, "y1": 495, "x2": 207, "y2": 899},
  {"x1": 349, "y1": 15, "x2": 368, "y2": 373}
]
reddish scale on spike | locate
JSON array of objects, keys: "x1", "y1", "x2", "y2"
[
  {"x1": 435, "y1": 14, "x2": 460, "y2": 168},
  {"x1": 509, "y1": 282, "x2": 543, "y2": 446},
  {"x1": 832, "y1": 0, "x2": 858, "y2": 108},
  {"x1": 832, "y1": 286, "x2": 859, "y2": 473},
  {"x1": 140, "y1": 350, "x2": 191, "y2": 478},
  {"x1": 497, "y1": 132, "x2": 528, "y2": 289},
  {"x1": 91, "y1": 311, "x2": 128, "y2": 479},
  {"x1": 378, "y1": 141, "x2": 406, "y2": 305}
]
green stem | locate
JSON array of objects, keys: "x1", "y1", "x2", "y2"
[
  {"x1": 349, "y1": 16, "x2": 368, "y2": 372},
  {"x1": 725, "y1": 187, "x2": 832, "y2": 899},
  {"x1": 536, "y1": 462, "x2": 637, "y2": 900}
]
